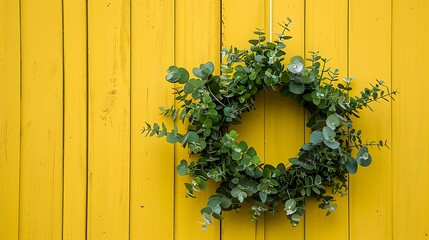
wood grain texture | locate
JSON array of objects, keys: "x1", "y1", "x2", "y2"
[
  {"x1": 220, "y1": 1, "x2": 266, "y2": 239},
  {"x1": 174, "y1": 1, "x2": 221, "y2": 239},
  {"x1": 19, "y1": 0, "x2": 63, "y2": 238},
  {"x1": 63, "y1": 0, "x2": 87, "y2": 239},
  {"x1": 392, "y1": 0, "x2": 429, "y2": 239},
  {"x1": 349, "y1": 0, "x2": 393, "y2": 239},
  {"x1": 0, "y1": 1, "x2": 429, "y2": 239},
  {"x1": 87, "y1": 0, "x2": 130, "y2": 239},
  {"x1": 264, "y1": 1, "x2": 305, "y2": 239},
  {"x1": 130, "y1": 0, "x2": 174, "y2": 239},
  {"x1": 0, "y1": 0, "x2": 20, "y2": 239},
  {"x1": 304, "y1": 1, "x2": 349, "y2": 239}
]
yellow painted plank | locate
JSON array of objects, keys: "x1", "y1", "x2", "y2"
[
  {"x1": 87, "y1": 0, "x2": 130, "y2": 239},
  {"x1": 0, "y1": 0, "x2": 20, "y2": 239},
  {"x1": 63, "y1": 0, "x2": 87, "y2": 239},
  {"x1": 348, "y1": 1, "x2": 392, "y2": 239},
  {"x1": 130, "y1": 0, "x2": 174, "y2": 239},
  {"x1": 264, "y1": 1, "x2": 305, "y2": 239},
  {"x1": 304, "y1": 1, "x2": 349, "y2": 239},
  {"x1": 392, "y1": 1, "x2": 429, "y2": 239},
  {"x1": 174, "y1": 1, "x2": 221, "y2": 239},
  {"x1": 220, "y1": 0, "x2": 266, "y2": 239},
  {"x1": 19, "y1": 0, "x2": 63, "y2": 239}
]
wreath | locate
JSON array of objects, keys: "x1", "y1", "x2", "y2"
[{"x1": 143, "y1": 19, "x2": 397, "y2": 230}]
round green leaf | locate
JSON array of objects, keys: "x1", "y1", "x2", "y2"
[
  {"x1": 357, "y1": 147, "x2": 372, "y2": 167},
  {"x1": 189, "y1": 79, "x2": 203, "y2": 88},
  {"x1": 284, "y1": 199, "x2": 296, "y2": 211},
  {"x1": 289, "y1": 82, "x2": 305, "y2": 94},
  {"x1": 229, "y1": 130, "x2": 238, "y2": 139},
  {"x1": 184, "y1": 82, "x2": 195, "y2": 94},
  {"x1": 202, "y1": 212, "x2": 212, "y2": 224},
  {"x1": 323, "y1": 126, "x2": 336, "y2": 140},
  {"x1": 203, "y1": 62, "x2": 215, "y2": 75},
  {"x1": 176, "y1": 160, "x2": 188, "y2": 176},
  {"x1": 192, "y1": 68, "x2": 204, "y2": 78},
  {"x1": 326, "y1": 114, "x2": 340, "y2": 130},
  {"x1": 186, "y1": 131, "x2": 200, "y2": 143},
  {"x1": 287, "y1": 57, "x2": 304, "y2": 74},
  {"x1": 220, "y1": 197, "x2": 232, "y2": 209},
  {"x1": 291, "y1": 213, "x2": 301, "y2": 222},
  {"x1": 346, "y1": 156, "x2": 358, "y2": 174},
  {"x1": 231, "y1": 151, "x2": 241, "y2": 160},
  {"x1": 310, "y1": 130, "x2": 324, "y2": 144},
  {"x1": 166, "y1": 132, "x2": 179, "y2": 143},
  {"x1": 324, "y1": 139, "x2": 340, "y2": 149},
  {"x1": 165, "y1": 66, "x2": 180, "y2": 83},
  {"x1": 212, "y1": 212, "x2": 223, "y2": 221},
  {"x1": 251, "y1": 156, "x2": 260, "y2": 164},
  {"x1": 177, "y1": 67, "x2": 190, "y2": 84},
  {"x1": 246, "y1": 147, "x2": 257, "y2": 157},
  {"x1": 238, "y1": 141, "x2": 248, "y2": 152}
]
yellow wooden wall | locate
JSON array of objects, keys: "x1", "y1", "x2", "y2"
[{"x1": 1, "y1": 0, "x2": 428, "y2": 239}]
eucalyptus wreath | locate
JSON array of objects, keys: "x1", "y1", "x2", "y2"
[{"x1": 143, "y1": 19, "x2": 397, "y2": 230}]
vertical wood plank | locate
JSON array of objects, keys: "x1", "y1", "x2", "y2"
[
  {"x1": 220, "y1": 0, "x2": 266, "y2": 239},
  {"x1": 63, "y1": 0, "x2": 88, "y2": 239},
  {"x1": 264, "y1": 1, "x2": 305, "y2": 240},
  {"x1": 392, "y1": 1, "x2": 429, "y2": 239},
  {"x1": 348, "y1": 1, "x2": 392, "y2": 239},
  {"x1": 87, "y1": 0, "x2": 130, "y2": 238},
  {"x1": 19, "y1": 0, "x2": 64, "y2": 238},
  {"x1": 0, "y1": 0, "x2": 20, "y2": 239},
  {"x1": 304, "y1": 1, "x2": 349, "y2": 239},
  {"x1": 130, "y1": 0, "x2": 174, "y2": 239},
  {"x1": 174, "y1": 0, "x2": 221, "y2": 239}
]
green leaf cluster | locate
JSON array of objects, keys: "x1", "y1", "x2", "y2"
[{"x1": 142, "y1": 19, "x2": 398, "y2": 230}]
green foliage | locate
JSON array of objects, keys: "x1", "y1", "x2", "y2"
[{"x1": 142, "y1": 19, "x2": 398, "y2": 230}]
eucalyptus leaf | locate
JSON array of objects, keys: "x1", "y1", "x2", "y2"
[
  {"x1": 324, "y1": 139, "x2": 340, "y2": 149},
  {"x1": 184, "y1": 82, "x2": 195, "y2": 94},
  {"x1": 259, "y1": 192, "x2": 268, "y2": 203},
  {"x1": 315, "y1": 175, "x2": 322, "y2": 185},
  {"x1": 249, "y1": 39, "x2": 259, "y2": 45},
  {"x1": 178, "y1": 68, "x2": 190, "y2": 84},
  {"x1": 357, "y1": 147, "x2": 372, "y2": 166},
  {"x1": 284, "y1": 199, "x2": 296, "y2": 212},
  {"x1": 346, "y1": 156, "x2": 358, "y2": 174},
  {"x1": 166, "y1": 132, "x2": 179, "y2": 143},
  {"x1": 165, "y1": 66, "x2": 180, "y2": 82},
  {"x1": 186, "y1": 131, "x2": 200, "y2": 143},
  {"x1": 143, "y1": 20, "x2": 397, "y2": 229},
  {"x1": 310, "y1": 131, "x2": 324, "y2": 144},
  {"x1": 291, "y1": 213, "x2": 301, "y2": 222},
  {"x1": 212, "y1": 212, "x2": 224, "y2": 221},
  {"x1": 176, "y1": 160, "x2": 188, "y2": 176},
  {"x1": 289, "y1": 82, "x2": 305, "y2": 94},
  {"x1": 323, "y1": 126, "x2": 336, "y2": 140},
  {"x1": 255, "y1": 55, "x2": 266, "y2": 62},
  {"x1": 202, "y1": 212, "x2": 212, "y2": 224},
  {"x1": 287, "y1": 56, "x2": 304, "y2": 74},
  {"x1": 326, "y1": 114, "x2": 340, "y2": 130},
  {"x1": 229, "y1": 130, "x2": 238, "y2": 139},
  {"x1": 193, "y1": 68, "x2": 204, "y2": 78}
]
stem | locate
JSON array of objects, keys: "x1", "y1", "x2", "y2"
[
  {"x1": 354, "y1": 90, "x2": 398, "y2": 110},
  {"x1": 346, "y1": 142, "x2": 385, "y2": 149},
  {"x1": 206, "y1": 85, "x2": 227, "y2": 108},
  {"x1": 319, "y1": 59, "x2": 327, "y2": 82}
]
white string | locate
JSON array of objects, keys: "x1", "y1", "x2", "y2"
[{"x1": 269, "y1": 0, "x2": 273, "y2": 41}]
